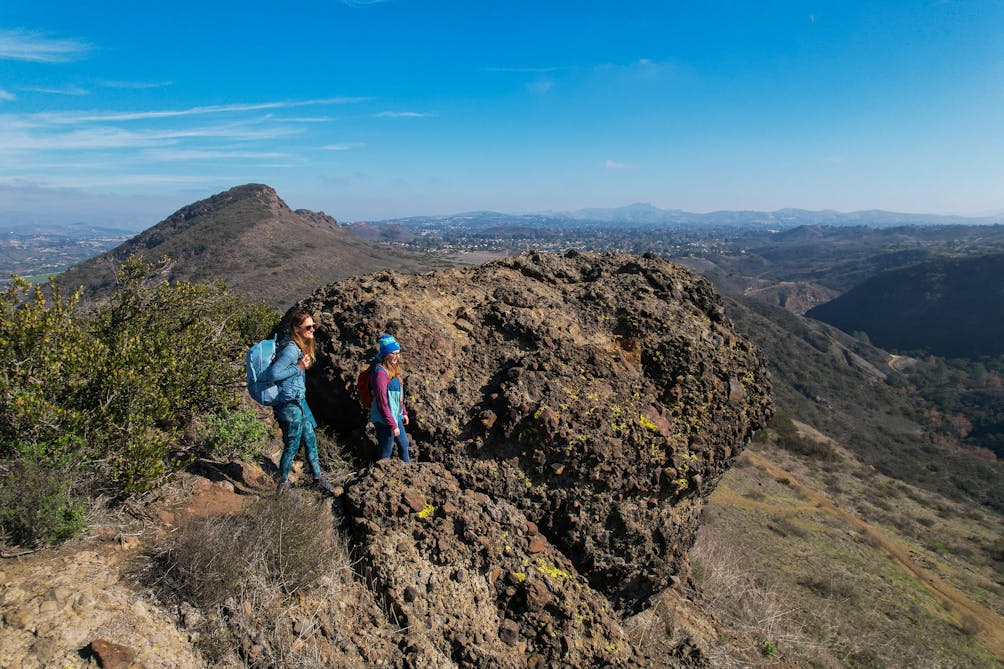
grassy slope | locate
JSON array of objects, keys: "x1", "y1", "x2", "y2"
[
  {"x1": 694, "y1": 436, "x2": 1004, "y2": 668},
  {"x1": 679, "y1": 286, "x2": 1004, "y2": 668}
]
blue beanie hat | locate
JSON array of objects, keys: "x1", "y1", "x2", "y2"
[{"x1": 377, "y1": 334, "x2": 401, "y2": 358}]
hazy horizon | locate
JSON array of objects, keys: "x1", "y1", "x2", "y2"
[{"x1": 5, "y1": 188, "x2": 1002, "y2": 234}]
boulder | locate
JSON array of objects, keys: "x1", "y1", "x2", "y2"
[
  {"x1": 301, "y1": 251, "x2": 772, "y2": 610},
  {"x1": 89, "y1": 639, "x2": 137, "y2": 669},
  {"x1": 343, "y1": 459, "x2": 648, "y2": 667}
]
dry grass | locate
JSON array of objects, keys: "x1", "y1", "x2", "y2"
[
  {"x1": 164, "y1": 493, "x2": 338, "y2": 606},
  {"x1": 697, "y1": 439, "x2": 1004, "y2": 669},
  {"x1": 315, "y1": 428, "x2": 357, "y2": 483},
  {"x1": 153, "y1": 491, "x2": 369, "y2": 666},
  {"x1": 690, "y1": 526, "x2": 832, "y2": 668}
]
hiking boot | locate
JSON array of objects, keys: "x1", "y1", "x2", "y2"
[
  {"x1": 276, "y1": 479, "x2": 290, "y2": 495},
  {"x1": 315, "y1": 475, "x2": 335, "y2": 495}
]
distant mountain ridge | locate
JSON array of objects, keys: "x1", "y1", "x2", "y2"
[
  {"x1": 60, "y1": 184, "x2": 433, "y2": 308},
  {"x1": 370, "y1": 205, "x2": 1000, "y2": 230}
]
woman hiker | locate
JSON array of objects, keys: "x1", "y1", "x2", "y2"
[
  {"x1": 262, "y1": 308, "x2": 334, "y2": 493},
  {"x1": 369, "y1": 334, "x2": 411, "y2": 462}
]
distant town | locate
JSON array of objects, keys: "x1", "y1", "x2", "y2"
[{"x1": 1, "y1": 228, "x2": 133, "y2": 282}]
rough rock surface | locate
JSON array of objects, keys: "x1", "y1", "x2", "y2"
[
  {"x1": 344, "y1": 458, "x2": 649, "y2": 667},
  {"x1": 0, "y1": 547, "x2": 203, "y2": 669},
  {"x1": 301, "y1": 251, "x2": 773, "y2": 610}
]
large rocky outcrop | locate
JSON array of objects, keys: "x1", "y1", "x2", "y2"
[
  {"x1": 301, "y1": 250, "x2": 772, "y2": 613},
  {"x1": 344, "y1": 459, "x2": 649, "y2": 667}
]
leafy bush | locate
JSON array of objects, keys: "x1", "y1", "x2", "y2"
[
  {"x1": 84, "y1": 257, "x2": 279, "y2": 491},
  {"x1": 767, "y1": 412, "x2": 841, "y2": 462},
  {"x1": 0, "y1": 436, "x2": 87, "y2": 546},
  {"x1": 196, "y1": 406, "x2": 270, "y2": 461},
  {"x1": 0, "y1": 256, "x2": 280, "y2": 544},
  {"x1": 0, "y1": 276, "x2": 92, "y2": 448}
]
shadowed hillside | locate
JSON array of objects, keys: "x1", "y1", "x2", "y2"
[
  {"x1": 59, "y1": 184, "x2": 438, "y2": 308},
  {"x1": 807, "y1": 252, "x2": 1004, "y2": 358},
  {"x1": 723, "y1": 293, "x2": 1004, "y2": 513}
]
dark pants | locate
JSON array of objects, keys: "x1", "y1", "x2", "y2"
[
  {"x1": 375, "y1": 415, "x2": 411, "y2": 462},
  {"x1": 275, "y1": 401, "x2": 321, "y2": 481}
]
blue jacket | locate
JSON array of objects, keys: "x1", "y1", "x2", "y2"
[{"x1": 262, "y1": 338, "x2": 306, "y2": 405}]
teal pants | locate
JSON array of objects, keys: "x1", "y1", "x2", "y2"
[{"x1": 275, "y1": 400, "x2": 321, "y2": 482}]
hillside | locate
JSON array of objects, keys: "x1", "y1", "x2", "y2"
[
  {"x1": 722, "y1": 293, "x2": 1004, "y2": 512},
  {"x1": 806, "y1": 252, "x2": 1004, "y2": 358},
  {"x1": 7, "y1": 201, "x2": 1003, "y2": 662},
  {"x1": 59, "y1": 184, "x2": 438, "y2": 308},
  {"x1": 2, "y1": 251, "x2": 777, "y2": 668}
]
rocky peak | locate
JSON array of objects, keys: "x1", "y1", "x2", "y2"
[
  {"x1": 293, "y1": 208, "x2": 339, "y2": 229},
  {"x1": 163, "y1": 183, "x2": 289, "y2": 227},
  {"x1": 300, "y1": 250, "x2": 773, "y2": 611}
]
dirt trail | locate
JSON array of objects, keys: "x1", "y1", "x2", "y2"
[{"x1": 740, "y1": 449, "x2": 1004, "y2": 661}]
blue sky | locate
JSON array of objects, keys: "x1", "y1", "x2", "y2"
[{"x1": 1, "y1": 1, "x2": 1002, "y2": 228}]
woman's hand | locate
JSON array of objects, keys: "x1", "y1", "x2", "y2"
[
  {"x1": 402, "y1": 415, "x2": 409, "y2": 426},
  {"x1": 297, "y1": 355, "x2": 312, "y2": 370},
  {"x1": 393, "y1": 427, "x2": 401, "y2": 437}
]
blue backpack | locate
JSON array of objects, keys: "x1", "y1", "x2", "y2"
[{"x1": 245, "y1": 336, "x2": 284, "y2": 406}]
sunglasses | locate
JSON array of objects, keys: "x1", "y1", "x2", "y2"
[{"x1": 300, "y1": 323, "x2": 315, "y2": 331}]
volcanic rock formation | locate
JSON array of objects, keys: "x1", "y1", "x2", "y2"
[
  {"x1": 344, "y1": 459, "x2": 648, "y2": 667},
  {"x1": 300, "y1": 250, "x2": 772, "y2": 616}
]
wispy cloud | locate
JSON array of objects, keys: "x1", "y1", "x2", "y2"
[
  {"x1": 31, "y1": 98, "x2": 367, "y2": 124},
  {"x1": 0, "y1": 89, "x2": 15, "y2": 102},
  {"x1": 525, "y1": 80, "x2": 554, "y2": 95},
  {"x1": 0, "y1": 120, "x2": 301, "y2": 153},
  {"x1": 596, "y1": 58, "x2": 677, "y2": 79},
  {"x1": 285, "y1": 116, "x2": 338, "y2": 123},
  {"x1": 0, "y1": 29, "x2": 92, "y2": 63},
  {"x1": 0, "y1": 126, "x2": 172, "y2": 151},
  {"x1": 96, "y1": 79, "x2": 173, "y2": 90},
  {"x1": 322, "y1": 142, "x2": 365, "y2": 151},
  {"x1": 0, "y1": 174, "x2": 226, "y2": 188},
  {"x1": 604, "y1": 159, "x2": 637, "y2": 170},
  {"x1": 375, "y1": 111, "x2": 434, "y2": 118},
  {"x1": 22, "y1": 84, "x2": 90, "y2": 96},
  {"x1": 485, "y1": 66, "x2": 565, "y2": 74},
  {"x1": 142, "y1": 148, "x2": 288, "y2": 161}
]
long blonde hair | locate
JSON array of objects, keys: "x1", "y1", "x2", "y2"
[
  {"x1": 382, "y1": 356, "x2": 402, "y2": 380},
  {"x1": 288, "y1": 309, "x2": 316, "y2": 367}
]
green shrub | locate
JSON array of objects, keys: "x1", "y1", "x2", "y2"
[
  {"x1": 197, "y1": 407, "x2": 270, "y2": 460},
  {"x1": 0, "y1": 276, "x2": 93, "y2": 447},
  {"x1": 690, "y1": 557, "x2": 705, "y2": 582},
  {"x1": 767, "y1": 412, "x2": 841, "y2": 462},
  {"x1": 766, "y1": 517, "x2": 808, "y2": 539},
  {"x1": 83, "y1": 259, "x2": 279, "y2": 491},
  {"x1": 988, "y1": 536, "x2": 1004, "y2": 564},
  {"x1": 0, "y1": 436, "x2": 86, "y2": 546},
  {"x1": 0, "y1": 256, "x2": 281, "y2": 540}
]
